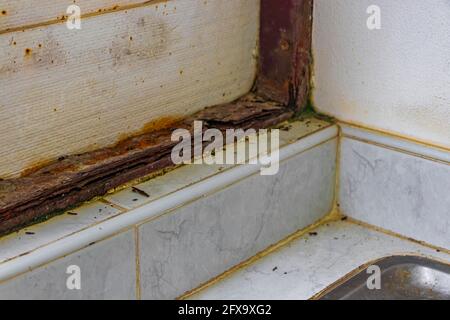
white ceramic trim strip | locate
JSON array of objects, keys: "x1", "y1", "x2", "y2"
[
  {"x1": 0, "y1": 125, "x2": 338, "y2": 282},
  {"x1": 340, "y1": 124, "x2": 450, "y2": 164}
]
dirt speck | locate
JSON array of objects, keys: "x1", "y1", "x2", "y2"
[
  {"x1": 137, "y1": 17, "x2": 146, "y2": 27},
  {"x1": 132, "y1": 187, "x2": 150, "y2": 198},
  {"x1": 280, "y1": 39, "x2": 290, "y2": 51}
]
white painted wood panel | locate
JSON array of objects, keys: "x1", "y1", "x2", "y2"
[
  {"x1": 0, "y1": 1, "x2": 148, "y2": 32},
  {"x1": 0, "y1": 0, "x2": 259, "y2": 178}
]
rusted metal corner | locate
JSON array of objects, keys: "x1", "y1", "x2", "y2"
[
  {"x1": 257, "y1": 0, "x2": 313, "y2": 111},
  {"x1": 0, "y1": 0, "x2": 313, "y2": 235},
  {"x1": 0, "y1": 94, "x2": 292, "y2": 235}
]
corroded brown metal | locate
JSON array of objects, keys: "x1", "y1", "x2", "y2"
[
  {"x1": 0, "y1": 0, "x2": 313, "y2": 235},
  {"x1": 0, "y1": 94, "x2": 292, "y2": 235},
  {"x1": 257, "y1": 0, "x2": 313, "y2": 110}
]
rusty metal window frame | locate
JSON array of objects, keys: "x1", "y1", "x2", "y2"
[{"x1": 0, "y1": 0, "x2": 313, "y2": 235}]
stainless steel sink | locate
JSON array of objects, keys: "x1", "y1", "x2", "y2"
[{"x1": 318, "y1": 256, "x2": 450, "y2": 300}]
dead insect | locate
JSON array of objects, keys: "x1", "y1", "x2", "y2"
[{"x1": 132, "y1": 187, "x2": 150, "y2": 198}]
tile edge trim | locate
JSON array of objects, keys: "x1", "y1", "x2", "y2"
[{"x1": 340, "y1": 123, "x2": 450, "y2": 164}]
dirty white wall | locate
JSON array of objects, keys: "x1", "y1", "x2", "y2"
[
  {"x1": 0, "y1": 0, "x2": 259, "y2": 178},
  {"x1": 312, "y1": 0, "x2": 450, "y2": 148}
]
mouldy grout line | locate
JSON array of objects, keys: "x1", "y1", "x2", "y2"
[
  {"x1": 330, "y1": 123, "x2": 343, "y2": 215},
  {"x1": 0, "y1": 125, "x2": 338, "y2": 283},
  {"x1": 134, "y1": 226, "x2": 141, "y2": 300}
]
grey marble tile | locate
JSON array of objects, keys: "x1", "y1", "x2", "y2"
[
  {"x1": 0, "y1": 230, "x2": 136, "y2": 300},
  {"x1": 139, "y1": 139, "x2": 337, "y2": 299},
  {"x1": 340, "y1": 138, "x2": 450, "y2": 249},
  {"x1": 190, "y1": 221, "x2": 449, "y2": 300}
]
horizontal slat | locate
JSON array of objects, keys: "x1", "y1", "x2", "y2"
[
  {"x1": 0, "y1": 0, "x2": 149, "y2": 33},
  {"x1": 0, "y1": 0, "x2": 259, "y2": 178}
]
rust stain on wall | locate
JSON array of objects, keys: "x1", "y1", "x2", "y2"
[
  {"x1": 138, "y1": 116, "x2": 182, "y2": 134},
  {"x1": 115, "y1": 115, "x2": 182, "y2": 146},
  {"x1": 21, "y1": 116, "x2": 182, "y2": 178}
]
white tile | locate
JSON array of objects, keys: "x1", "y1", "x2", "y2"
[
  {"x1": 0, "y1": 201, "x2": 123, "y2": 264},
  {"x1": 138, "y1": 139, "x2": 337, "y2": 299},
  {"x1": 190, "y1": 221, "x2": 450, "y2": 300},
  {"x1": 340, "y1": 137, "x2": 450, "y2": 249},
  {"x1": 0, "y1": 230, "x2": 136, "y2": 300}
]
